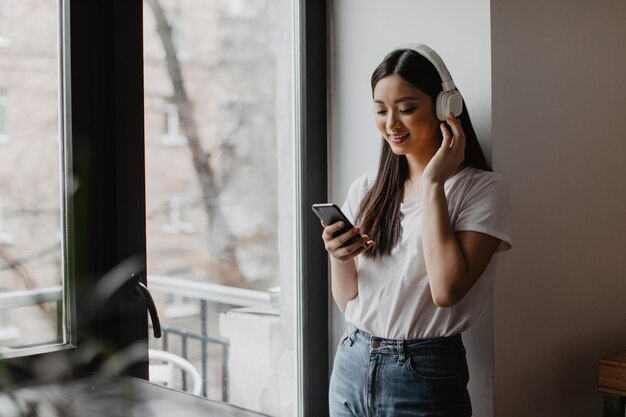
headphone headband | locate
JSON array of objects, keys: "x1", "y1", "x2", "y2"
[{"x1": 399, "y1": 43, "x2": 457, "y2": 92}]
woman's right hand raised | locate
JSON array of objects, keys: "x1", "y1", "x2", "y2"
[{"x1": 320, "y1": 221, "x2": 374, "y2": 263}]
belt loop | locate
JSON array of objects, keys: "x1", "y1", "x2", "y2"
[
  {"x1": 397, "y1": 340, "x2": 406, "y2": 365},
  {"x1": 348, "y1": 326, "x2": 356, "y2": 346}
]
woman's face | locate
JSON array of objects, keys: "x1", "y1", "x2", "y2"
[{"x1": 372, "y1": 74, "x2": 440, "y2": 159}]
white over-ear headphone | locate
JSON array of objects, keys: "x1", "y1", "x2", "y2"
[{"x1": 400, "y1": 43, "x2": 463, "y2": 121}]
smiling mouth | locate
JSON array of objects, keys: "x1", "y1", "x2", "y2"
[{"x1": 388, "y1": 133, "x2": 409, "y2": 142}]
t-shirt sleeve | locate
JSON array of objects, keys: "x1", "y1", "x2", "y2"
[{"x1": 453, "y1": 174, "x2": 513, "y2": 252}]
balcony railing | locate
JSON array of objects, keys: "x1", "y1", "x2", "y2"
[
  {"x1": 0, "y1": 286, "x2": 63, "y2": 309},
  {"x1": 0, "y1": 276, "x2": 273, "y2": 402},
  {"x1": 148, "y1": 275, "x2": 272, "y2": 400}
]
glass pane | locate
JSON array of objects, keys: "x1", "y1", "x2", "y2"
[
  {"x1": 0, "y1": 1, "x2": 68, "y2": 356},
  {"x1": 143, "y1": 0, "x2": 296, "y2": 415}
]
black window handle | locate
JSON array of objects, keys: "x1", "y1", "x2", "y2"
[{"x1": 132, "y1": 274, "x2": 162, "y2": 338}]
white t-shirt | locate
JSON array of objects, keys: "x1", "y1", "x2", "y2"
[{"x1": 341, "y1": 166, "x2": 513, "y2": 339}]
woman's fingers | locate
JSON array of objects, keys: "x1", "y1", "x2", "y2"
[
  {"x1": 334, "y1": 226, "x2": 363, "y2": 249},
  {"x1": 318, "y1": 217, "x2": 373, "y2": 261},
  {"x1": 440, "y1": 122, "x2": 452, "y2": 149},
  {"x1": 336, "y1": 236, "x2": 375, "y2": 262},
  {"x1": 322, "y1": 223, "x2": 360, "y2": 248},
  {"x1": 445, "y1": 113, "x2": 461, "y2": 136},
  {"x1": 321, "y1": 221, "x2": 346, "y2": 240},
  {"x1": 321, "y1": 222, "x2": 374, "y2": 261},
  {"x1": 426, "y1": 114, "x2": 466, "y2": 184},
  {"x1": 445, "y1": 113, "x2": 466, "y2": 150}
]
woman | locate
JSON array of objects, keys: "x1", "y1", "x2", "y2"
[{"x1": 323, "y1": 44, "x2": 512, "y2": 416}]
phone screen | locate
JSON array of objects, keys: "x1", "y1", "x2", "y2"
[{"x1": 311, "y1": 203, "x2": 363, "y2": 247}]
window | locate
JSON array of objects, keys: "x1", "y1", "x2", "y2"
[
  {"x1": 1, "y1": 0, "x2": 329, "y2": 415},
  {"x1": 159, "y1": 103, "x2": 187, "y2": 146},
  {"x1": 2, "y1": 0, "x2": 150, "y2": 385},
  {"x1": 144, "y1": 0, "x2": 297, "y2": 412},
  {"x1": 161, "y1": 192, "x2": 196, "y2": 235},
  {"x1": 144, "y1": 0, "x2": 329, "y2": 415},
  {"x1": 0, "y1": 0, "x2": 67, "y2": 357}
]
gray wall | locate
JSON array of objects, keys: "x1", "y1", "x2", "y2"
[
  {"x1": 491, "y1": 0, "x2": 626, "y2": 416},
  {"x1": 329, "y1": 1, "x2": 494, "y2": 415}
]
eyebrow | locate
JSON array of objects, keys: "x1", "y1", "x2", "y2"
[{"x1": 372, "y1": 96, "x2": 419, "y2": 104}]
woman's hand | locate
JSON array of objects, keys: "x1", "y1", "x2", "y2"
[
  {"x1": 422, "y1": 112, "x2": 466, "y2": 186},
  {"x1": 321, "y1": 221, "x2": 374, "y2": 263}
]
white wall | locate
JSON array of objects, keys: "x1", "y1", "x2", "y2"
[
  {"x1": 491, "y1": 1, "x2": 626, "y2": 416},
  {"x1": 329, "y1": 1, "x2": 494, "y2": 416}
]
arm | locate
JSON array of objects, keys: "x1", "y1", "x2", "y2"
[
  {"x1": 421, "y1": 182, "x2": 500, "y2": 306},
  {"x1": 421, "y1": 113, "x2": 500, "y2": 307},
  {"x1": 321, "y1": 221, "x2": 374, "y2": 312},
  {"x1": 330, "y1": 257, "x2": 358, "y2": 313}
]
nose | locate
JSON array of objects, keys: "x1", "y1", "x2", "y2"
[{"x1": 386, "y1": 111, "x2": 401, "y2": 132}]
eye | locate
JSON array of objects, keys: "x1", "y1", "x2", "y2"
[
  {"x1": 375, "y1": 109, "x2": 387, "y2": 115},
  {"x1": 399, "y1": 107, "x2": 416, "y2": 113}
]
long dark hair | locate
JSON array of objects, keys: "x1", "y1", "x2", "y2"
[{"x1": 357, "y1": 48, "x2": 490, "y2": 259}]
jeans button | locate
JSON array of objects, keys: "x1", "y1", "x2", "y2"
[{"x1": 371, "y1": 339, "x2": 380, "y2": 348}]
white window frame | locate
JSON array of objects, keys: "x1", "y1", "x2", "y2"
[
  {"x1": 160, "y1": 103, "x2": 187, "y2": 146},
  {"x1": 161, "y1": 192, "x2": 195, "y2": 235}
]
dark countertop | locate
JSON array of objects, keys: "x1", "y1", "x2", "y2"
[{"x1": 0, "y1": 376, "x2": 269, "y2": 417}]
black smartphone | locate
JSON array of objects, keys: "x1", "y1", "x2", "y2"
[{"x1": 311, "y1": 203, "x2": 364, "y2": 247}]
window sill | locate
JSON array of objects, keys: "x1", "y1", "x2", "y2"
[{"x1": 0, "y1": 376, "x2": 269, "y2": 417}]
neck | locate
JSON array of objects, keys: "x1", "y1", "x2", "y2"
[
  {"x1": 405, "y1": 150, "x2": 435, "y2": 182},
  {"x1": 401, "y1": 153, "x2": 431, "y2": 204}
]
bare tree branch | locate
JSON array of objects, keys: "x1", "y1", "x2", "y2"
[
  {"x1": 145, "y1": 0, "x2": 219, "y2": 225},
  {"x1": 146, "y1": 0, "x2": 249, "y2": 288}
]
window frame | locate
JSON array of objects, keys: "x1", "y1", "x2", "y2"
[
  {"x1": 66, "y1": 0, "x2": 149, "y2": 380},
  {"x1": 296, "y1": 0, "x2": 330, "y2": 416},
  {"x1": 159, "y1": 103, "x2": 187, "y2": 146}
]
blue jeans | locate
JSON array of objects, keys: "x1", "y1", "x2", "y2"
[{"x1": 329, "y1": 326, "x2": 472, "y2": 417}]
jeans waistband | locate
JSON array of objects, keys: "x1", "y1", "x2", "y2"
[{"x1": 346, "y1": 325, "x2": 465, "y2": 356}]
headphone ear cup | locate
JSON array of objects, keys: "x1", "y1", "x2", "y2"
[{"x1": 436, "y1": 90, "x2": 464, "y2": 121}]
